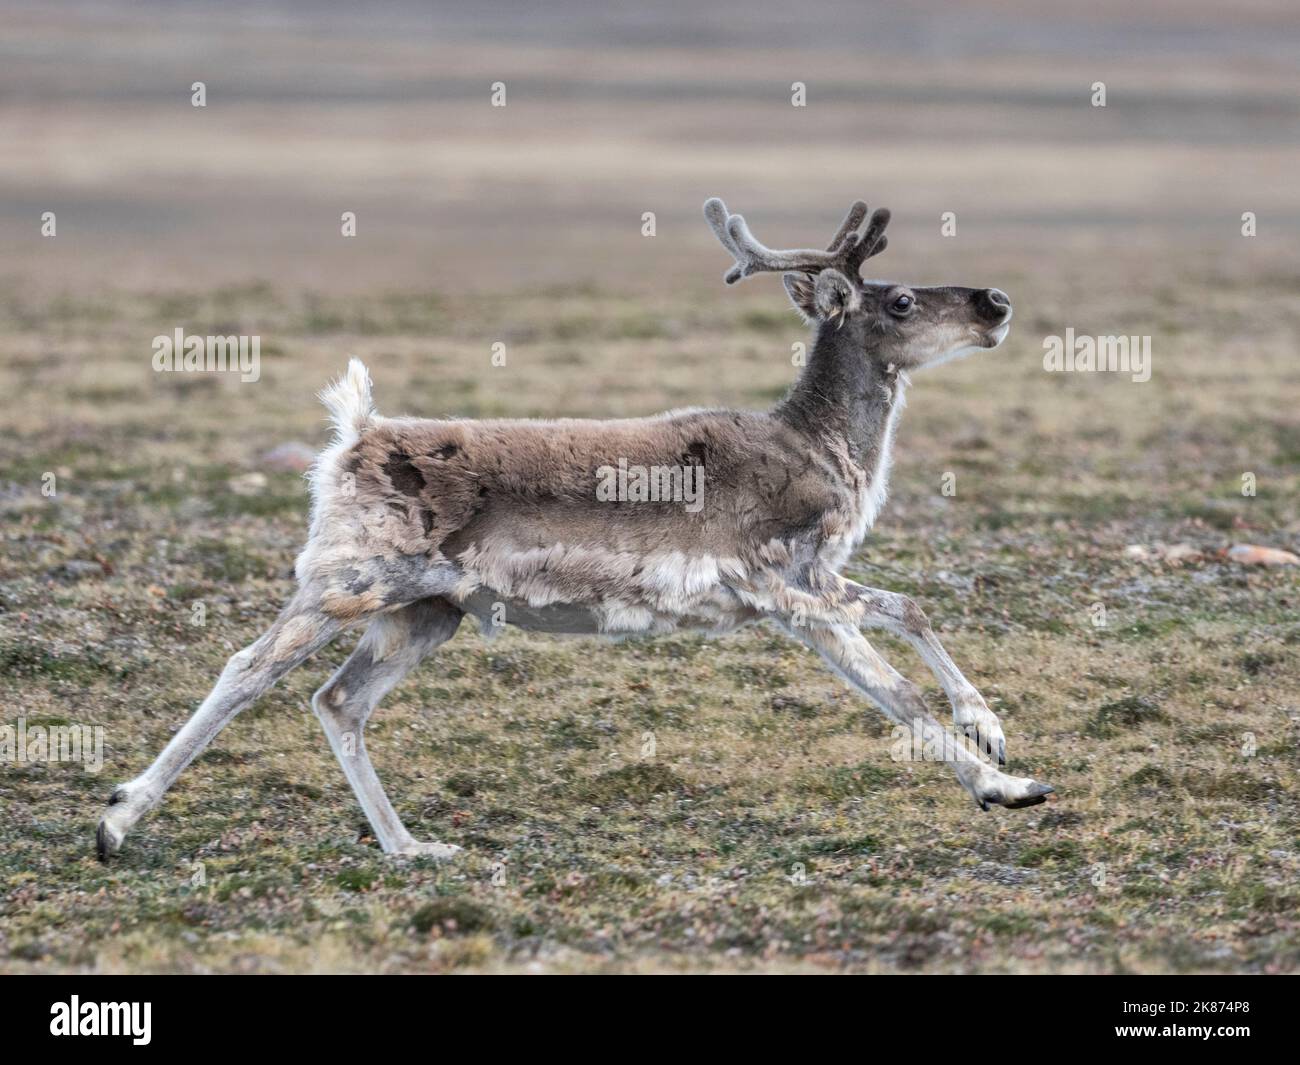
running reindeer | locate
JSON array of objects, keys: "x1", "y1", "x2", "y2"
[{"x1": 97, "y1": 197, "x2": 1052, "y2": 861}]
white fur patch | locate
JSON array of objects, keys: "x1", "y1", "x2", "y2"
[{"x1": 448, "y1": 543, "x2": 757, "y2": 636}]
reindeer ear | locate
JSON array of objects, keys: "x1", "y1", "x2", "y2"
[
  {"x1": 813, "y1": 268, "x2": 860, "y2": 322},
  {"x1": 782, "y1": 273, "x2": 818, "y2": 321}
]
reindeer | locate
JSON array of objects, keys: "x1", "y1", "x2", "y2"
[{"x1": 96, "y1": 197, "x2": 1053, "y2": 861}]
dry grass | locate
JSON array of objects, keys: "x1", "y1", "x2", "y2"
[
  {"x1": 1, "y1": 265, "x2": 1297, "y2": 973},
  {"x1": 1, "y1": 1, "x2": 1298, "y2": 974}
]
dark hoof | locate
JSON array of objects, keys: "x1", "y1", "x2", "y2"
[
  {"x1": 95, "y1": 821, "x2": 111, "y2": 862},
  {"x1": 997, "y1": 739, "x2": 1007, "y2": 767},
  {"x1": 1003, "y1": 783, "x2": 1055, "y2": 810}
]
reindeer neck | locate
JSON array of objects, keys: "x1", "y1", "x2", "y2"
[{"x1": 775, "y1": 321, "x2": 908, "y2": 471}]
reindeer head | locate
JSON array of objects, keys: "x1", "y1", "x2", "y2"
[{"x1": 704, "y1": 198, "x2": 1011, "y2": 372}]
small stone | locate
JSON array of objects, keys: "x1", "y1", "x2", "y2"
[
  {"x1": 54, "y1": 559, "x2": 104, "y2": 581},
  {"x1": 1163, "y1": 543, "x2": 1203, "y2": 565},
  {"x1": 261, "y1": 442, "x2": 317, "y2": 473},
  {"x1": 1226, "y1": 543, "x2": 1300, "y2": 567}
]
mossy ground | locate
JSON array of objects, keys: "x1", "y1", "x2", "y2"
[{"x1": 1, "y1": 278, "x2": 1297, "y2": 973}]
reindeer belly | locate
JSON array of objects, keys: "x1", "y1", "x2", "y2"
[
  {"x1": 450, "y1": 547, "x2": 758, "y2": 637},
  {"x1": 455, "y1": 589, "x2": 756, "y2": 637}
]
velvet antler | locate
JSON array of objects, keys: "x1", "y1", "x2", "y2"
[{"x1": 704, "y1": 197, "x2": 890, "y2": 284}]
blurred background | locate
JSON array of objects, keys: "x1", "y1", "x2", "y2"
[{"x1": 3, "y1": 0, "x2": 1298, "y2": 294}]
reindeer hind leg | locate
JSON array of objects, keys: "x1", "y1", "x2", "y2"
[
  {"x1": 97, "y1": 585, "x2": 345, "y2": 859},
  {"x1": 96, "y1": 556, "x2": 461, "y2": 859},
  {"x1": 311, "y1": 597, "x2": 464, "y2": 857}
]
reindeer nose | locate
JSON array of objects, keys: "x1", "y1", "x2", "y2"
[{"x1": 975, "y1": 288, "x2": 1011, "y2": 322}]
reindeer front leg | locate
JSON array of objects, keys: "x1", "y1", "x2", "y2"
[
  {"x1": 788, "y1": 622, "x2": 1052, "y2": 811},
  {"x1": 757, "y1": 568, "x2": 1008, "y2": 763},
  {"x1": 835, "y1": 576, "x2": 1007, "y2": 765}
]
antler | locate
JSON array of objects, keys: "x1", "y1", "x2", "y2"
[{"x1": 704, "y1": 197, "x2": 890, "y2": 285}]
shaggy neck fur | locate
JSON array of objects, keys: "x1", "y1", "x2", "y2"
[{"x1": 776, "y1": 320, "x2": 908, "y2": 475}]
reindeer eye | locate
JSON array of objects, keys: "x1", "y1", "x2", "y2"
[{"x1": 889, "y1": 294, "x2": 914, "y2": 316}]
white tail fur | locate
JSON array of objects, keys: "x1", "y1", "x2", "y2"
[
  {"x1": 319, "y1": 357, "x2": 376, "y2": 446},
  {"x1": 305, "y1": 358, "x2": 378, "y2": 517}
]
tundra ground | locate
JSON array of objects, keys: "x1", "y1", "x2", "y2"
[
  {"x1": 2, "y1": 0, "x2": 1297, "y2": 974},
  {"x1": 1, "y1": 272, "x2": 1297, "y2": 973}
]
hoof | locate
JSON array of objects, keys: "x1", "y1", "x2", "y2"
[
  {"x1": 1003, "y1": 782, "x2": 1055, "y2": 809},
  {"x1": 969, "y1": 772, "x2": 1055, "y2": 812},
  {"x1": 95, "y1": 819, "x2": 121, "y2": 862}
]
